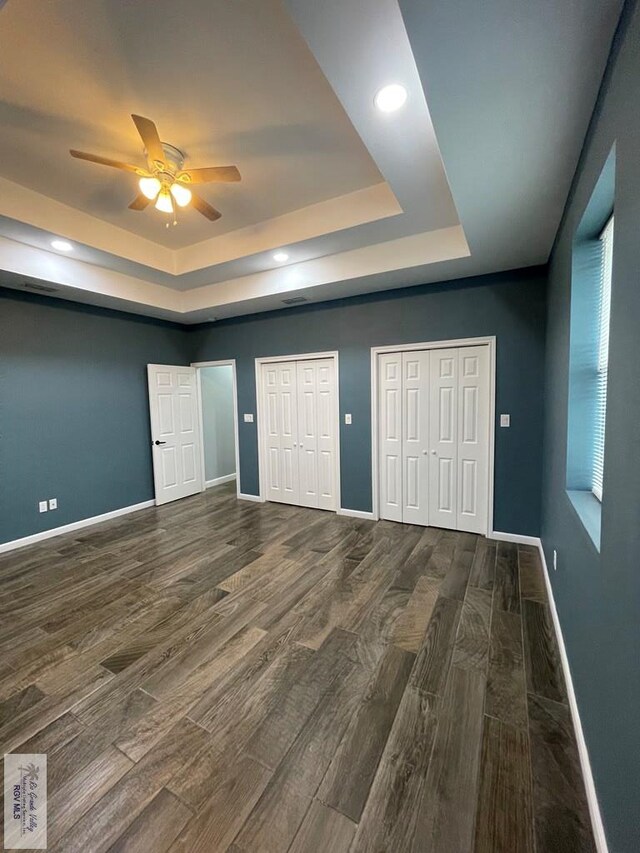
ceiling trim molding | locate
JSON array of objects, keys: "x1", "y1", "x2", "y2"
[{"x1": 0, "y1": 224, "x2": 468, "y2": 322}]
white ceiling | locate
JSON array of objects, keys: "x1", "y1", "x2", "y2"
[{"x1": 0, "y1": 0, "x2": 623, "y2": 322}]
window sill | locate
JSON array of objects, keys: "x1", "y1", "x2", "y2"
[{"x1": 567, "y1": 489, "x2": 601, "y2": 551}]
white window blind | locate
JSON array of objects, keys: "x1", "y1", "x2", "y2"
[{"x1": 593, "y1": 215, "x2": 613, "y2": 501}]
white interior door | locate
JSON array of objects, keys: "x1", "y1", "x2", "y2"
[
  {"x1": 306, "y1": 359, "x2": 338, "y2": 511},
  {"x1": 147, "y1": 365, "x2": 203, "y2": 506},
  {"x1": 378, "y1": 352, "x2": 403, "y2": 522},
  {"x1": 456, "y1": 346, "x2": 490, "y2": 533},
  {"x1": 428, "y1": 348, "x2": 459, "y2": 529},
  {"x1": 402, "y1": 351, "x2": 430, "y2": 525},
  {"x1": 263, "y1": 361, "x2": 299, "y2": 505}
]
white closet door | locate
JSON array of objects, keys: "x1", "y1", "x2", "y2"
[
  {"x1": 428, "y1": 348, "x2": 458, "y2": 529},
  {"x1": 314, "y1": 359, "x2": 338, "y2": 511},
  {"x1": 263, "y1": 361, "x2": 299, "y2": 505},
  {"x1": 378, "y1": 352, "x2": 403, "y2": 522},
  {"x1": 456, "y1": 346, "x2": 490, "y2": 533},
  {"x1": 297, "y1": 360, "x2": 319, "y2": 507},
  {"x1": 402, "y1": 351, "x2": 430, "y2": 525},
  {"x1": 147, "y1": 365, "x2": 203, "y2": 506}
]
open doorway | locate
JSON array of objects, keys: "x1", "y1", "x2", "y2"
[{"x1": 194, "y1": 360, "x2": 240, "y2": 496}]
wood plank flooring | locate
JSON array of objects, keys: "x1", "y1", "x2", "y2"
[{"x1": 0, "y1": 484, "x2": 595, "y2": 852}]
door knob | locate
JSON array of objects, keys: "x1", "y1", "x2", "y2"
[
  {"x1": 431, "y1": 450, "x2": 437, "y2": 455},
  {"x1": 422, "y1": 449, "x2": 428, "y2": 455},
  {"x1": 154, "y1": 440, "x2": 167, "y2": 446}
]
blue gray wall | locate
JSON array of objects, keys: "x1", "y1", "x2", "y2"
[
  {"x1": 0, "y1": 289, "x2": 190, "y2": 545},
  {"x1": 200, "y1": 365, "x2": 236, "y2": 482},
  {"x1": 540, "y1": 1, "x2": 640, "y2": 849},
  {"x1": 191, "y1": 268, "x2": 547, "y2": 536}
]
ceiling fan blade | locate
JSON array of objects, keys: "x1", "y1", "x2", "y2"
[
  {"x1": 70, "y1": 149, "x2": 145, "y2": 175},
  {"x1": 128, "y1": 194, "x2": 151, "y2": 211},
  {"x1": 177, "y1": 165, "x2": 241, "y2": 184},
  {"x1": 131, "y1": 114, "x2": 165, "y2": 166},
  {"x1": 191, "y1": 191, "x2": 222, "y2": 221}
]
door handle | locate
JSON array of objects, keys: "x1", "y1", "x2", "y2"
[{"x1": 154, "y1": 440, "x2": 167, "y2": 446}]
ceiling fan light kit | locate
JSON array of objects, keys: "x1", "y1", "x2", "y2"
[
  {"x1": 139, "y1": 176, "x2": 162, "y2": 200},
  {"x1": 69, "y1": 114, "x2": 241, "y2": 224},
  {"x1": 155, "y1": 190, "x2": 174, "y2": 214},
  {"x1": 170, "y1": 182, "x2": 192, "y2": 207}
]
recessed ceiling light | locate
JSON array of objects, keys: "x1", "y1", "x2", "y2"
[
  {"x1": 374, "y1": 83, "x2": 408, "y2": 113},
  {"x1": 273, "y1": 251, "x2": 289, "y2": 263},
  {"x1": 50, "y1": 239, "x2": 73, "y2": 252}
]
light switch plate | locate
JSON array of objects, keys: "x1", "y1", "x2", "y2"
[
  {"x1": 38, "y1": 501, "x2": 48, "y2": 513},
  {"x1": 344, "y1": 413, "x2": 352, "y2": 425},
  {"x1": 49, "y1": 498, "x2": 58, "y2": 510},
  {"x1": 500, "y1": 414, "x2": 511, "y2": 427},
  {"x1": 243, "y1": 413, "x2": 254, "y2": 423}
]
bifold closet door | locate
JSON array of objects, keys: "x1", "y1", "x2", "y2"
[
  {"x1": 296, "y1": 359, "x2": 337, "y2": 510},
  {"x1": 379, "y1": 345, "x2": 490, "y2": 533},
  {"x1": 378, "y1": 352, "x2": 403, "y2": 522},
  {"x1": 428, "y1": 345, "x2": 490, "y2": 533},
  {"x1": 379, "y1": 350, "x2": 430, "y2": 525},
  {"x1": 402, "y1": 351, "x2": 430, "y2": 525},
  {"x1": 263, "y1": 361, "x2": 299, "y2": 505},
  {"x1": 455, "y1": 345, "x2": 490, "y2": 534},
  {"x1": 428, "y1": 348, "x2": 459, "y2": 529},
  {"x1": 262, "y1": 358, "x2": 337, "y2": 510}
]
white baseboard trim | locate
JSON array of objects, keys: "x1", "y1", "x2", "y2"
[
  {"x1": 238, "y1": 493, "x2": 264, "y2": 503},
  {"x1": 489, "y1": 530, "x2": 542, "y2": 547},
  {"x1": 337, "y1": 507, "x2": 376, "y2": 520},
  {"x1": 0, "y1": 500, "x2": 156, "y2": 555},
  {"x1": 537, "y1": 542, "x2": 608, "y2": 853},
  {"x1": 205, "y1": 474, "x2": 236, "y2": 489}
]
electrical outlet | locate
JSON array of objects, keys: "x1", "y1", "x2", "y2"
[
  {"x1": 49, "y1": 498, "x2": 58, "y2": 510},
  {"x1": 345, "y1": 413, "x2": 352, "y2": 425},
  {"x1": 38, "y1": 501, "x2": 48, "y2": 513},
  {"x1": 243, "y1": 413, "x2": 254, "y2": 423},
  {"x1": 553, "y1": 549, "x2": 558, "y2": 571},
  {"x1": 500, "y1": 414, "x2": 511, "y2": 428}
]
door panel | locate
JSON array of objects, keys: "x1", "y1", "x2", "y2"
[
  {"x1": 378, "y1": 353, "x2": 403, "y2": 522},
  {"x1": 428, "y1": 348, "x2": 458, "y2": 529},
  {"x1": 297, "y1": 361, "x2": 319, "y2": 507},
  {"x1": 262, "y1": 362, "x2": 299, "y2": 505},
  {"x1": 456, "y1": 346, "x2": 490, "y2": 533},
  {"x1": 312, "y1": 359, "x2": 338, "y2": 511},
  {"x1": 401, "y1": 350, "x2": 430, "y2": 525},
  {"x1": 148, "y1": 365, "x2": 203, "y2": 505}
]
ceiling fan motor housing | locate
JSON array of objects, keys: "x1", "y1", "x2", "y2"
[{"x1": 157, "y1": 142, "x2": 185, "y2": 175}]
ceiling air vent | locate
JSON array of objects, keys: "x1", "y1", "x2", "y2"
[
  {"x1": 282, "y1": 296, "x2": 308, "y2": 305},
  {"x1": 23, "y1": 282, "x2": 58, "y2": 294}
]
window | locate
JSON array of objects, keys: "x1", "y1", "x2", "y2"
[
  {"x1": 565, "y1": 145, "x2": 615, "y2": 549},
  {"x1": 592, "y1": 215, "x2": 613, "y2": 500}
]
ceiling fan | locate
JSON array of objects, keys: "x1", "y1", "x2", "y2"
[{"x1": 69, "y1": 114, "x2": 241, "y2": 222}]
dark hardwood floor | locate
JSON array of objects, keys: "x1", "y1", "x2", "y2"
[{"x1": 0, "y1": 483, "x2": 595, "y2": 852}]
